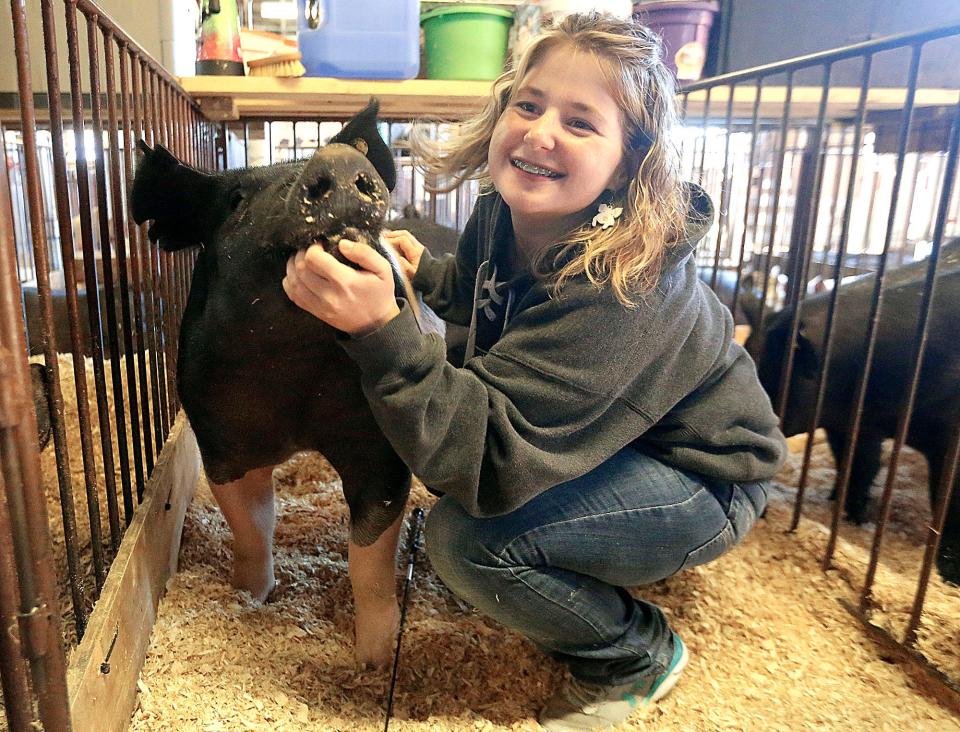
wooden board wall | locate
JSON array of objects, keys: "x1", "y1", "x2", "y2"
[{"x1": 66, "y1": 415, "x2": 200, "y2": 732}]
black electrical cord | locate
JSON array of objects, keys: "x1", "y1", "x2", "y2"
[{"x1": 384, "y1": 506, "x2": 425, "y2": 732}]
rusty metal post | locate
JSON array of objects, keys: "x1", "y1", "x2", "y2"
[
  {"x1": 120, "y1": 44, "x2": 155, "y2": 484},
  {"x1": 4, "y1": 3, "x2": 73, "y2": 726},
  {"x1": 0, "y1": 163, "x2": 34, "y2": 732},
  {"x1": 134, "y1": 57, "x2": 166, "y2": 457},
  {"x1": 39, "y1": 0, "x2": 99, "y2": 635},
  {"x1": 145, "y1": 70, "x2": 172, "y2": 440},
  {"x1": 103, "y1": 29, "x2": 143, "y2": 522},
  {"x1": 64, "y1": 0, "x2": 117, "y2": 593},
  {"x1": 0, "y1": 465, "x2": 33, "y2": 731},
  {"x1": 82, "y1": 7, "x2": 123, "y2": 553},
  {"x1": 157, "y1": 80, "x2": 179, "y2": 424}
]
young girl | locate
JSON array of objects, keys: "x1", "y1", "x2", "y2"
[{"x1": 283, "y1": 12, "x2": 786, "y2": 731}]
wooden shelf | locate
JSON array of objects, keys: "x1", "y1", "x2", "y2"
[
  {"x1": 178, "y1": 76, "x2": 494, "y2": 122},
  {"x1": 178, "y1": 76, "x2": 958, "y2": 124},
  {"x1": 681, "y1": 85, "x2": 959, "y2": 121}
]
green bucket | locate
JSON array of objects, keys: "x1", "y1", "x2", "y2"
[{"x1": 420, "y1": 5, "x2": 514, "y2": 81}]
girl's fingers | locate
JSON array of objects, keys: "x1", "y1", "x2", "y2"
[
  {"x1": 282, "y1": 270, "x2": 324, "y2": 313},
  {"x1": 338, "y1": 239, "x2": 392, "y2": 278},
  {"x1": 382, "y1": 230, "x2": 424, "y2": 268}
]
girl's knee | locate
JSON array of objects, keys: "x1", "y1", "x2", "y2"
[
  {"x1": 424, "y1": 496, "x2": 496, "y2": 588},
  {"x1": 425, "y1": 497, "x2": 474, "y2": 572},
  {"x1": 730, "y1": 481, "x2": 768, "y2": 539}
]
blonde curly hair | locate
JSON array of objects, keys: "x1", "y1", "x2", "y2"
[{"x1": 411, "y1": 12, "x2": 694, "y2": 306}]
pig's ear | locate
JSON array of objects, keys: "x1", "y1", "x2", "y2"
[
  {"x1": 131, "y1": 141, "x2": 223, "y2": 250},
  {"x1": 330, "y1": 98, "x2": 396, "y2": 192},
  {"x1": 793, "y1": 322, "x2": 820, "y2": 379}
]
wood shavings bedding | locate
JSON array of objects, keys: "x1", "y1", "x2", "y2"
[
  {"x1": 127, "y1": 446, "x2": 960, "y2": 732},
  {"x1": 8, "y1": 348, "x2": 955, "y2": 730}
]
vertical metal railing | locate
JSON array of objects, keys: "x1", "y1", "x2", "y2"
[
  {"x1": 681, "y1": 22, "x2": 960, "y2": 704},
  {"x1": 2, "y1": 2, "x2": 73, "y2": 730},
  {"x1": 0, "y1": 1, "x2": 209, "y2": 729}
]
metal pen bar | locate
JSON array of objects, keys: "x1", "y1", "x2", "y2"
[
  {"x1": 138, "y1": 59, "x2": 167, "y2": 449},
  {"x1": 84, "y1": 9, "x2": 124, "y2": 553},
  {"x1": 757, "y1": 70, "x2": 794, "y2": 332},
  {"x1": 65, "y1": 0, "x2": 111, "y2": 592},
  {"x1": 791, "y1": 53, "x2": 872, "y2": 534},
  {"x1": 35, "y1": 0, "x2": 87, "y2": 633},
  {"x1": 157, "y1": 79, "x2": 178, "y2": 422},
  {"x1": 775, "y1": 64, "x2": 832, "y2": 421},
  {"x1": 104, "y1": 30, "x2": 144, "y2": 520},
  {"x1": 709, "y1": 83, "x2": 736, "y2": 292},
  {"x1": 682, "y1": 21, "x2": 960, "y2": 91},
  {"x1": 0, "y1": 463, "x2": 33, "y2": 731},
  {"x1": 824, "y1": 43, "x2": 923, "y2": 568},
  {"x1": 120, "y1": 44, "x2": 155, "y2": 485},
  {"x1": 4, "y1": 3, "x2": 72, "y2": 724},
  {"x1": 146, "y1": 70, "x2": 171, "y2": 441},
  {"x1": 899, "y1": 94, "x2": 960, "y2": 639},
  {"x1": 729, "y1": 77, "x2": 762, "y2": 323}
]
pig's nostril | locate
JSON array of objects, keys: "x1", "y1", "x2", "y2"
[
  {"x1": 355, "y1": 173, "x2": 379, "y2": 200},
  {"x1": 305, "y1": 176, "x2": 333, "y2": 202}
]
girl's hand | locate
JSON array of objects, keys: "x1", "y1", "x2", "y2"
[
  {"x1": 283, "y1": 240, "x2": 400, "y2": 337},
  {"x1": 381, "y1": 229, "x2": 426, "y2": 282}
]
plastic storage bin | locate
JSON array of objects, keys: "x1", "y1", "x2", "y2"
[
  {"x1": 296, "y1": 0, "x2": 419, "y2": 79},
  {"x1": 634, "y1": 1, "x2": 719, "y2": 82},
  {"x1": 420, "y1": 5, "x2": 513, "y2": 81}
]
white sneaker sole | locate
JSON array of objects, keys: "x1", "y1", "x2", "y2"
[{"x1": 645, "y1": 637, "x2": 688, "y2": 705}]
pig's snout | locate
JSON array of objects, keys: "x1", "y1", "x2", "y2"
[
  {"x1": 288, "y1": 144, "x2": 388, "y2": 243},
  {"x1": 302, "y1": 170, "x2": 380, "y2": 205}
]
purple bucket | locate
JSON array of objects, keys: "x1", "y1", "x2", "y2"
[{"x1": 633, "y1": 1, "x2": 719, "y2": 82}]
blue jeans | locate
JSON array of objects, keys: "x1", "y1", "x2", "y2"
[{"x1": 424, "y1": 445, "x2": 767, "y2": 686}]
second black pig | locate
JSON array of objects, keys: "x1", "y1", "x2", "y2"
[{"x1": 742, "y1": 238, "x2": 960, "y2": 585}]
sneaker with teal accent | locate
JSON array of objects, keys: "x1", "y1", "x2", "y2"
[{"x1": 537, "y1": 634, "x2": 688, "y2": 731}]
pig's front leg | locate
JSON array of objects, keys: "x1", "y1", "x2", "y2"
[
  {"x1": 348, "y1": 509, "x2": 404, "y2": 668},
  {"x1": 210, "y1": 465, "x2": 277, "y2": 601}
]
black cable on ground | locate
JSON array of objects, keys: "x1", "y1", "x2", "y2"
[{"x1": 384, "y1": 506, "x2": 425, "y2": 732}]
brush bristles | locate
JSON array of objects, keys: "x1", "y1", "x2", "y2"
[
  {"x1": 247, "y1": 53, "x2": 306, "y2": 78},
  {"x1": 248, "y1": 59, "x2": 306, "y2": 78}
]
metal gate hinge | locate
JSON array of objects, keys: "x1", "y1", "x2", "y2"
[{"x1": 16, "y1": 603, "x2": 52, "y2": 662}]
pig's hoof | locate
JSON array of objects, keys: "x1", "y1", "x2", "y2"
[
  {"x1": 231, "y1": 558, "x2": 276, "y2": 603},
  {"x1": 354, "y1": 602, "x2": 400, "y2": 669}
]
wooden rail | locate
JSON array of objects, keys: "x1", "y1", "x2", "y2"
[{"x1": 176, "y1": 76, "x2": 960, "y2": 122}]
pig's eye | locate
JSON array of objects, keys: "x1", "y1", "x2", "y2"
[{"x1": 228, "y1": 188, "x2": 246, "y2": 211}]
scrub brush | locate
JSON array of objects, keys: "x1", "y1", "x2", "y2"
[{"x1": 247, "y1": 52, "x2": 306, "y2": 78}]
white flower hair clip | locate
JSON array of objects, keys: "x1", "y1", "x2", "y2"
[{"x1": 592, "y1": 202, "x2": 623, "y2": 230}]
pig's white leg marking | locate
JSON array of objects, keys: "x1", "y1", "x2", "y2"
[
  {"x1": 210, "y1": 465, "x2": 277, "y2": 602},
  {"x1": 349, "y1": 508, "x2": 404, "y2": 669}
]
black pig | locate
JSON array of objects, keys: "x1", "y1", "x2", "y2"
[
  {"x1": 742, "y1": 238, "x2": 960, "y2": 585},
  {"x1": 131, "y1": 101, "x2": 440, "y2": 664}
]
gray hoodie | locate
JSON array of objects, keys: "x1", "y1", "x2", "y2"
[{"x1": 340, "y1": 185, "x2": 787, "y2": 517}]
